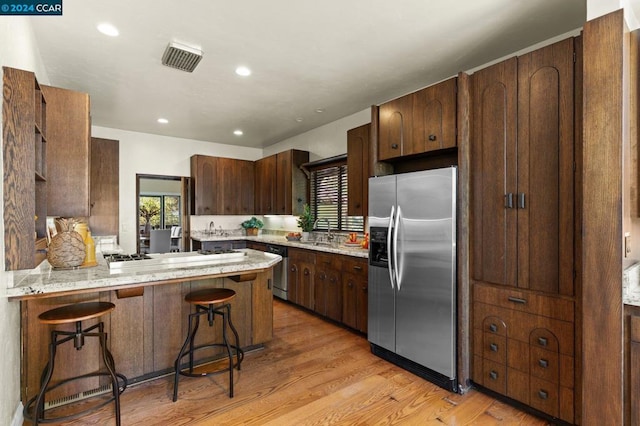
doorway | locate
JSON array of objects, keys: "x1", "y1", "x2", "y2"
[{"x1": 136, "y1": 174, "x2": 190, "y2": 253}]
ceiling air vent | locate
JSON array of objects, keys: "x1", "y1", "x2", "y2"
[{"x1": 161, "y1": 42, "x2": 203, "y2": 72}]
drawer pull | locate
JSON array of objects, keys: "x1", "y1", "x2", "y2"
[
  {"x1": 508, "y1": 296, "x2": 527, "y2": 304},
  {"x1": 489, "y1": 323, "x2": 498, "y2": 333},
  {"x1": 353, "y1": 265, "x2": 363, "y2": 271},
  {"x1": 489, "y1": 370, "x2": 498, "y2": 380},
  {"x1": 391, "y1": 143, "x2": 399, "y2": 149},
  {"x1": 538, "y1": 390, "x2": 549, "y2": 400},
  {"x1": 489, "y1": 343, "x2": 499, "y2": 352},
  {"x1": 537, "y1": 337, "x2": 548, "y2": 347},
  {"x1": 538, "y1": 359, "x2": 549, "y2": 368}
]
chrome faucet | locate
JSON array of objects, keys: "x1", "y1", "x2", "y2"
[
  {"x1": 313, "y1": 218, "x2": 333, "y2": 241},
  {"x1": 208, "y1": 221, "x2": 215, "y2": 235}
]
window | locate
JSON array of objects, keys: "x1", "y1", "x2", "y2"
[
  {"x1": 139, "y1": 194, "x2": 181, "y2": 229},
  {"x1": 309, "y1": 159, "x2": 364, "y2": 232}
]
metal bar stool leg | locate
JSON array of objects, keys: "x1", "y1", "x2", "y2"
[
  {"x1": 224, "y1": 303, "x2": 244, "y2": 370},
  {"x1": 32, "y1": 330, "x2": 58, "y2": 425},
  {"x1": 220, "y1": 307, "x2": 234, "y2": 397},
  {"x1": 98, "y1": 323, "x2": 122, "y2": 426}
]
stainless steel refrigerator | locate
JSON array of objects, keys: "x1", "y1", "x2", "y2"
[{"x1": 368, "y1": 167, "x2": 457, "y2": 392}]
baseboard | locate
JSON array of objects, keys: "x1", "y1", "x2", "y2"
[{"x1": 11, "y1": 401, "x2": 23, "y2": 426}]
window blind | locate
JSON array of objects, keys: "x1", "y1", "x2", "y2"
[{"x1": 309, "y1": 162, "x2": 363, "y2": 232}]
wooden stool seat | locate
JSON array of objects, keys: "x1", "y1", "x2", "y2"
[
  {"x1": 38, "y1": 301, "x2": 115, "y2": 324},
  {"x1": 185, "y1": 288, "x2": 236, "y2": 305}
]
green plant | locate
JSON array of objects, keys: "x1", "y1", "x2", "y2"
[
  {"x1": 297, "y1": 204, "x2": 315, "y2": 232},
  {"x1": 241, "y1": 217, "x2": 264, "y2": 229}
]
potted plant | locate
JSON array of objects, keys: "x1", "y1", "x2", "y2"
[
  {"x1": 297, "y1": 204, "x2": 314, "y2": 241},
  {"x1": 241, "y1": 217, "x2": 264, "y2": 236}
]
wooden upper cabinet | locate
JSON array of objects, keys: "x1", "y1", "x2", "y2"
[
  {"x1": 89, "y1": 137, "x2": 119, "y2": 237},
  {"x1": 347, "y1": 123, "x2": 370, "y2": 217},
  {"x1": 378, "y1": 77, "x2": 457, "y2": 161},
  {"x1": 3, "y1": 67, "x2": 46, "y2": 270},
  {"x1": 42, "y1": 85, "x2": 91, "y2": 218},
  {"x1": 471, "y1": 38, "x2": 575, "y2": 297},
  {"x1": 413, "y1": 77, "x2": 457, "y2": 152},
  {"x1": 254, "y1": 154, "x2": 276, "y2": 215},
  {"x1": 191, "y1": 155, "x2": 219, "y2": 215},
  {"x1": 275, "y1": 149, "x2": 309, "y2": 215},
  {"x1": 191, "y1": 155, "x2": 255, "y2": 215},
  {"x1": 378, "y1": 93, "x2": 412, "y2": 160}
]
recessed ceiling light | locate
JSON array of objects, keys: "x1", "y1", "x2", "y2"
[
  {"x1": 295, "y1": 117, "x2": 304, "y2": 122},
  {"x1": 233, "y1": 129, "x2": 243, "y2": 136},
  {"x1": 235, "y1": 66, "x2": 251, "y2": 77},
  {"x1": 315, "y1": 108, "x2": 324, "y2": 113},
  {"x1": 157, "y1": 118, "x2": 169, "y2": 124},
  {"x1": 97, "y1": 23, "x2": 119, "y2": 37}
]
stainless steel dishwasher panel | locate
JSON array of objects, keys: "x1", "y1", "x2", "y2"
[{"x1": 266, "y1": 244, "x2": 288, "y2": 300}]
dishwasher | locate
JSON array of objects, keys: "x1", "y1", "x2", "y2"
[{"x1": 266, "y1": 244, "x2": 288, "y2": 300}]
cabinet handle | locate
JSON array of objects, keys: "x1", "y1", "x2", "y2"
[
  {"x1": 304, "y1": 270, "x2": 309, "y2": 276},
  {"x1": 538, "y1": 359, "x2": 549, "y2": 368},
  {"x1": 538, "y1": 390, "x2": 549, "y2": 400},
  {"x1": 537, "y1": 337, "x2": 548, "y2": 347},
  {"x1": 489, "y1": 370, "x2": 498, "y2": 380},
  {"x1": 267, "y1": 278, "x2": 272, "y2": 290},
  {"x1": 391, "y1": 143, "x2": 399, "y2": 149},
  {"x1": 348, "y1": 281, "x2": 354, "y2": 288},
  {"x1": 290, "y1": 266, "x2": 297, "y2": 272},
  {"x1": 489, "y1": 323, "x2": 498, "y2": 333},
  {"x1": 330, "y1": 277, "x2": 337, "y2": 284},
  {"x1": 508, "y1": 296, "x2": 527, "y2": 305},
  {"x1": 353, "y1": 265, "x2": 363, "y2": 271},
  {"x1": 518, "y1": 193, "x2": 526, "y2": 209},
  {"x1": 428, "y1": 134, "x2": 437, "y2": 141},
  {"x1": 489, "y1": 343, "x2": 498, "y2": 352},
  {"x1": 504, "y1": 193, "x2": 514, "y2": 209}
]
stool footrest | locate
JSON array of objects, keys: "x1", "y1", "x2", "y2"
[{"x1": 175, "y1": 343, "x2": 244, "y2": 377}]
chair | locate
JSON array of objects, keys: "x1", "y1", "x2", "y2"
[
  {"x1": 149, "y1": 229, "x2": 172, "y2": 253},
  {"x1": 170, "y1": 226, "x2": 182, "y2": 252}
]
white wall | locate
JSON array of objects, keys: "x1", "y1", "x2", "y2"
[
  {"x1": 264, "y1": 109, "x2": 371, "y2": 161},
  {"x1": 91, "y1": 126, "x2": 263, "y2": 253},
  {"x1": 0, "y1": 17, "x2": 50, "y2": 426}
]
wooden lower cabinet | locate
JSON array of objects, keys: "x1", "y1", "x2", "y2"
[
  {"x1": 288, "y1": 248, "x2": 367, "y2": 333},
  {"x1": 21, "y1": 271, "x2": 273, "y2": 404},
  {"x1": 625, "y1": 305, "x2": 640, "y2": 426},
  {"x1": 472, "y1": 282, "x2": 574, "y2": 423}
]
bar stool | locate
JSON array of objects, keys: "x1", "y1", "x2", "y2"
[
  {"x1": 23, "y1": 302, "x2": 127, "y2": 426},
  {"x1": 173, "y1": 288, "x2": 244, "y2": 401}
]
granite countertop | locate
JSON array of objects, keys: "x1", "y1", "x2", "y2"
[
  {"x1": 191, "y1": 231, "x2": 369, "y2": 259},
  {"x1": 624, "y1": 263, "x2": 640, "y2": 307},
  {"x1": 4, "y1": 249, "x2": 281, "y2": 300}
]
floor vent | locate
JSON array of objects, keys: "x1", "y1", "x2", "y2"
[
  {"x1": 162, "y1": 42, "x2": 203, "y2": 72},
  {"x1": 44, "y1": 383, "x2": 113, "y2": 410}
]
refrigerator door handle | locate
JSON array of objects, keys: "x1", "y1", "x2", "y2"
[
  {"x1": 393, "y1": 205, "x2": 401, "y2": 291},
  {"x1": 387, "y1": 205, "x2": 395, "y2": 289}
]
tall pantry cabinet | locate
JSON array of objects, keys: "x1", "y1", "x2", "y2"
[{"x1": 470, "y1": 37, "x2": 577, "y2": 423}]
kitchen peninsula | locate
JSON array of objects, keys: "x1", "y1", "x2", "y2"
[{"x1": 5, "y1": 249, "x2": 281, "y2": 404}]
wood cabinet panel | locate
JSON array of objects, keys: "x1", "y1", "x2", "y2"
[
  {"x1": 342, "y1": 256, "x2": 368, "y2": 333},
  {"x1": 251, "y1": 270, "x2": 273, "y2": 343},
  {"x1": 89, "y1": 137, "x2": 119, "y2": 237},
  {"x1": 347, "y1": 123, "x2": 370, "y2": 217},
  {"x1": 276, "y1": 150, "x2": 309, "y2": 215},
  {"x1": 42, "y1": 85, "x2": 91, "y2": 218},
  {"x1": 3, "y1": 67, "x2": 45, "y2": 270},
  {"x1": 378, "y1": 93, "x2": 413, "y2": 160},
  {"x1": 288, "y1": 248, "x2": 315, "y2": 310},
  {"x1": 191, "y1": 155, "x2": 219, "y2": 215},
  {"x1": 254, "y1": 154, "x2": 276, "y2": 215},
  {"x1": 238, "y1": 158, "x2": 255, "y2": 215},
  {"x1": 314, "y1": 253, "x2": 342, "y2": 321},
  {"x1": 413, "y1": 77, "x2": 457, "y2": 152}
]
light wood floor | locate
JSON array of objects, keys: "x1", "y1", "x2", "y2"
[{"x1": 29, "y1": 299, "x2": 549, "y2": 425}]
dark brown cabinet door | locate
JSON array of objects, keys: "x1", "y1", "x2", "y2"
[
  {"x1": 347, "y1": 123, "x2": 370, "y2": 217},
  {"x1": 342, "y1": 257, "x2": 368, "y2": 333},
  {"x1": 378, "y1": 93, "x2": 412, "y2": 161},
  {"x1": 218, "y1": 157, "x2": 238, "y2": 214},
  {"x1": 190, "y1": 155, "x2": 219, "y2": 215},
  {"x1": 516, "y1": 38, "x2": 574, "y2": 296},
  {"x1": 254, "y1": 155, "x2": 276, "y2": 215},
  {"x1": 471, "y1": 57, "x2": 518, "y2": 288},
  {"x1": 413, "y1": 77, "x2": 457, "y2": 152},
  {"x1": 89, "y1": 137, "x2": 119, "y2": 237},
  {"x1": 43, "y1": 85, "x2": 91, "y2": 217},
  {"x1": 238, "y1": 159, "x2": 255, "y2": 215},
  {"x1": 276, "y1": 150, "x2": 292, "y2": 214}
]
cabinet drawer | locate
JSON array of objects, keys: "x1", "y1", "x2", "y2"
[
  {"x1": 473, "y1": 302, "x2": 574, "y2": 356},
  {"x1": 482, "y1": 359, "x2": 506, "y2": 394},
  {"x1": 474, "y1": 282, "x2": 574, "y2": 322},
  {"x1": 530, "y1": 346, "x2": 559, "y2": 383},
  {"x1": 482, "y1": 332, "x2": 506, "y2": 364},
  {"x1": 529, "y1": 376, "x2": 559, "y2": 417},
  {"x1": 342, "y1": 256, "x2": 367, "y2": 276},
  {"x1": 316, "y1": 253, "x2": 341, "y2": 270}
]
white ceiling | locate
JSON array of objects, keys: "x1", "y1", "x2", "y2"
[{"x1": 31, "y1": 0, "x2": 586, "y2": 148}]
